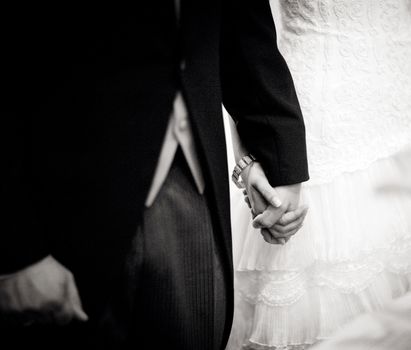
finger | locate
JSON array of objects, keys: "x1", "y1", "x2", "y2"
[
  {"x1": 244, "y1": 195, "x2": 252, "y2": 209},
  {"x1": 251, "y1": 208, "x2": 257, "y2": 219},
  {"x1": 277, "y1": 206, "x2": 308, "y2": 226},
  {"x1": 252, "y1": 178, "x2": 282, "y2": 208},
  {"x1": 271, "y1": 221, "x2": 303, "y2": 236},
  {"x1": 249, "y1": 188, "x2": 268, "y2": 215},
  {"x1": 260, "y1": 229, "x2": 273, "y2": 243},
  {"x1": 260, "y1": 229, "x2": 285, "y2": 245},
  {"x1": 53, "y1": 302, "x2": 75, "y2": 326},
  {"x1": 273, "y1": 210, "x2": 308, "y2": 235},
  {"x1": 73, "y1": 306, "x2": 88, "y2": 322},
  {"x1": 66, "y1": 274, "x2": 88, "y2": 322},
  {"x1": 253, "y1": 205, "x2": 287, "y2": 229},
  {"x1": 270, "y1": 224, "x2": 303, "y2": 239},
  {"x1": 0, "y1": 279, "x2": 19, "y2": 312},
  {"x1": 36, "y1": 302, "x2": 61, "y2": 325},
  {"x1": 46, "y1": 274, "x2": 75, "y2": 325},
  {"x1": 284, "y1": 226, "x2": 303, "y2": 238}
]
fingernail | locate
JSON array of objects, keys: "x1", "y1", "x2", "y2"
[{"x1": 271, "y1": 197, "x2": 282, "y2": 208}]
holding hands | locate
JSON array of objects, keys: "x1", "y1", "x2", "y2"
[{"x1": 241, "y1": 161, "x2": 308, "y2": 244}]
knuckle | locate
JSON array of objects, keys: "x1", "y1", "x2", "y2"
[
  {"x1": 279, "y1": 217, "x2": 288, "y2": 225},
  {"x1": 272, "y1": 224, "x2": 280, "y2": 232},
  {"x1": 263, "y1": 219, "x2": 274, "y2": 228},
  {"x1": 275, "y1": 226, "x2": 285, "y2": 234},
  {"x1": 277, "y1": 204, "x2": 287, "y2": 212}
]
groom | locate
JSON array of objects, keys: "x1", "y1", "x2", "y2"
[{"x1": 1, "y1": 1, "x2": 308, "y2": 349}]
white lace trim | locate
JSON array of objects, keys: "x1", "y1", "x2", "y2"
[
  {"x1": 228, "y1": 271, "x2": 411, "y2": 349},
  {"x1": 242, "y1": 339, "x2": 322, "y2": 350},
  {"x1": 236, "y1": 232, "x2": 411, "y2": 303}
]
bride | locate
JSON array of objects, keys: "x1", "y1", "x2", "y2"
[{"x1": 226, "y1": 0, "x2": 411, "y2": 349}]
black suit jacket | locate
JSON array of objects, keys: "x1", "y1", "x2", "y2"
[{"x1": 2, "y1": 0, "x2": 308, "y2": 330}]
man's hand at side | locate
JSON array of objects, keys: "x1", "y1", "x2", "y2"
[{"x1": 0, "y1": 255, "x2": 88, "y2": 326}]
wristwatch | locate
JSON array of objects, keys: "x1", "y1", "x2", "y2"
[{"x1": 232, "y1": 154, "x2": 256, "y2": 189}]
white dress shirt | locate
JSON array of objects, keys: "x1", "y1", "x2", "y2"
[{"x1": 145, "y1": 92, "x2": 205, "y2": 207}]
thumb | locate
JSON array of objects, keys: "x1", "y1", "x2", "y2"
[
  {"x1": 67, "y1": 275, "x2": 88, "y2": 322},
  {"x1": 252, "y1": 177, "x2": 282, "y2": 208}
]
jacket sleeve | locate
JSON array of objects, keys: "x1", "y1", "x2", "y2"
[
  {"x1": 1, "y1": 9, "x2": 51, "y2": 274},
  {"x1": 221, "y1": 0, "x2": 309, "y2": 186},
  {"x1": 1, "y1": 116, "x2": 50, "y2": 274}
]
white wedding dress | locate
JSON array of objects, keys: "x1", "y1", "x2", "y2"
[{"x1": 226, "y1": 0, "x2": 411, "y2": 349}]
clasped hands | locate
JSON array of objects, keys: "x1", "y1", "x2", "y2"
[{"x1": 241, "y1": 162, "x2": 308, "y2": 244}]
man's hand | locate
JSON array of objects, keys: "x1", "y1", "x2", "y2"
[
  {"x1": 0, "y1": 255, "x2": 88, "y2": 326},
  {"x1": 242, "y1": 162, "x2": 307, "y2": 244},
  {"x1": 268, "y1": 205, "x2": 308, "y2": 241}
]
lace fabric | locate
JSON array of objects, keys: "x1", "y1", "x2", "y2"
[{"x1": 270, "y1": 0, "x2": 411, "y2": 185}]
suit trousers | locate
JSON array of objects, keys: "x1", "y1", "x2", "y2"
[{"x1": 124, "y1": 148, "x2": 228, "y2": 349}]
